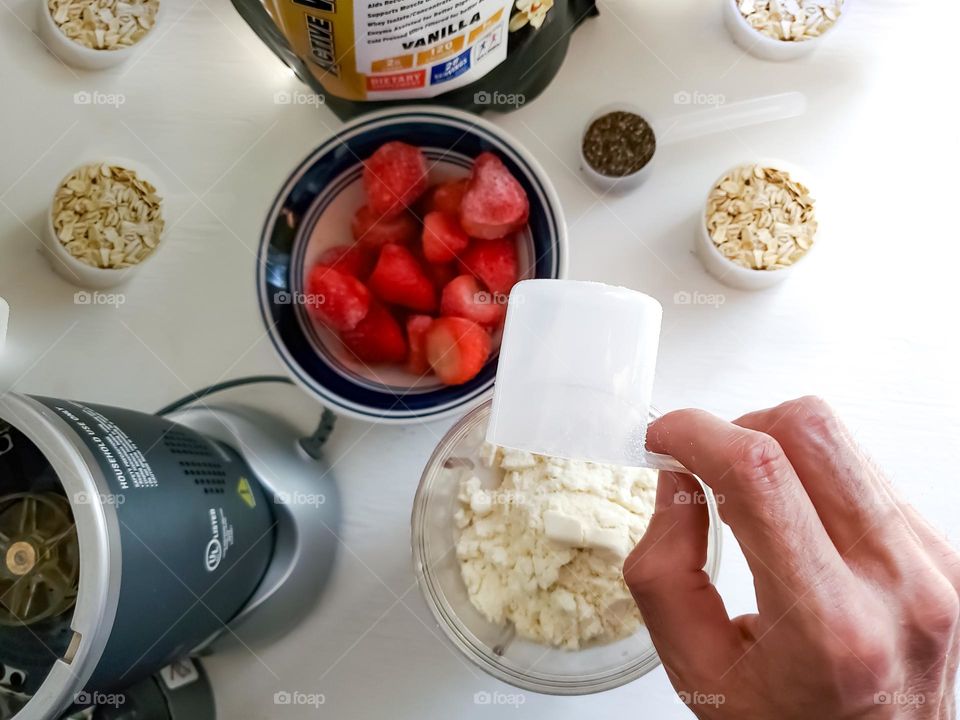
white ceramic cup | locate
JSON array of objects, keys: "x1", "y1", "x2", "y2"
[
  {"x1": 695, "y1": 159, "x2": 818, "y2": 291},
  {"x1": 37, "y1": 0, "x2": 161, "y2": 70},
  {"x1": 43, "y1": 158, "x2": 166, "y2": 289},
  {"x1": 723, "y1": 0, "x2": 849, "y2": 61}
]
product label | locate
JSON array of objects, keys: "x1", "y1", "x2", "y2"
[
  {"x1": 265, "y1": 0, "x2": 510, "y2": 101},
  {"x1": 204, "y1": 507, "x2": 234, "y2": 572},
  {"x1": 355, "y1": 0, "x2": 506, "y2": 99},
  {"x1": 51, "y1": 403, "x2": 158, "y2": 490}
]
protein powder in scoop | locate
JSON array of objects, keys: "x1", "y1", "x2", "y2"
[{"x1": 581, "y1": 111, "x2": 657, "y2": 178}]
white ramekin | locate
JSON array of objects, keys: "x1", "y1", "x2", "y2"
[
  {"x1": 36, "y1": 0, "x2": 160, "y2": 70},
  {"x1": 695, "y1": 159, "x2": 818, "y2": 291},
  {"x1": 42, "y1": 158, "x2": 166, "y2": 289},
  {"x1": 723, "y1": 0, "x2": 849, "y2": 62}
]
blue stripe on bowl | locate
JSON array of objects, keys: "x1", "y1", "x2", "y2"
[{"x1": 257, "y1": 109, "x2": 565, "y2": 421}]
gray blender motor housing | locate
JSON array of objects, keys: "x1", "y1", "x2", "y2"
[
  {"x1": 0, "y1": 395, "x2": 339, "y2": 720},
  {"x1": 166, "y1": 403, "x2": 340, "y2": 647}
]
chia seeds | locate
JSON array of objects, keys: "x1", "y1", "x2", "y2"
[{"x1": 582, "y1": 111, "x2": 657, "y2": 178}]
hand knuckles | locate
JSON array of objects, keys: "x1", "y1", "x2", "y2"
[
  {"x1": 728, "y1": 434, "x2": 791, "y2": 491},
  {"x1": 906, "y1": 574, "x2": 960, "y2": 652},
  {"x1": 622, "y1": 542, "x2": 662, "y2": 593},
  {"x1": 779, "y1": 395, "x2": 842, "y2": 441},
  {"x1": 825, "y1": 626, "x2": 899, "y2": 698}
]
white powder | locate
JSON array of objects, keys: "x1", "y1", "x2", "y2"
[{"x1": 454, "y1": 445, "x2": 658, "y2": 649}]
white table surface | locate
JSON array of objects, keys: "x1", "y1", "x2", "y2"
[{"x1": 1, "y1": 0, "x2": 959, "y2": 717}]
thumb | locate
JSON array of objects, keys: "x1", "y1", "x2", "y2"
[{"x1": 623, "y1": 471, "x2": 736, "y2": 675}]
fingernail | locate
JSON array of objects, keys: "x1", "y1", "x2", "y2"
[
  {"x1": 645, "y1": 421, "x2": 662, "y2": 450},
  {"x1": 655, "y1": 473, "x2": 679, "y2": 511}
]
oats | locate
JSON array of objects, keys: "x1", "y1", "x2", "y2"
[
  {"x1": 705, "y1": 164, "x2": 816, "y2": 272},
  {"x1": 737, "y1": 0, "x2": 842, "y2": 41},
  {"x1": 51, "y1": 163, "x2": 164, "y2": 270},
  {"x1": 46, "y1": 0, "x2": 157, "y2": 50}
]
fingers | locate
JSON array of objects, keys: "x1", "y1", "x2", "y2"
[
  {"x1": 899, "y1": 503, "x2": 960, "y2": 591},
  {"x1": 735, "y1": 397, "x2": 960, "y2": 591},
  {"x1": 647, "y1": 409, "x2": 851, "y2": 608},
  {"x1": 734, "y1": 396, "x2": 898, "y2": 556},
  {"x1": 624, "y1": 470, "x2": 738, "y2": 674}
]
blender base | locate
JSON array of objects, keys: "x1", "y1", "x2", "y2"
[{"x1": 166, "y1": 404, "x2": 341, "y2": 649}]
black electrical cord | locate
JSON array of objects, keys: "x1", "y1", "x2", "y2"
[
  {"x1": 155, "y1": 375, "x2": 337, "y2": 459},
  {"x1": 155, "y1": 375, "x2": 294, "y2": 416}
]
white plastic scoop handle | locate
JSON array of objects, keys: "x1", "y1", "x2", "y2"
[
  {"x1": 487, "y1": 280, "x2": 690, "y2": 474},
  {"x1": 657, "y1": 91, "x2": 807, "y2": 145}
]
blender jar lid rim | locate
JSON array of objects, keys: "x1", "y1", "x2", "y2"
[{"x1": 0, "y1": 393, "x2": 122, "y2": 720}]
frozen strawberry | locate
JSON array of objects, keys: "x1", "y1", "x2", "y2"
[
  {"x1": 405, "y1": 314, "x2": 433, "y2": 375},
  {"x1": 424, "y1": 259, "x2": 457, "y2": 291},
  {"x1": 317, "y1": 244, "x2": 375, "y2": 279},
  {"x1": 304, "y1": 264, "x2": 370, "y2": 331},
  {"x1": 459, "y1": 153, "x2": 529, "y2": 240},
  {"x1": 423, "y1": 178, "x2": 469, "y2": 216},
  {"x1": 363, "y1": 142, "x2": 429, "y2": 218},
  {"x1": 368, "y1": 244, "x2": 437, "y2": 312},
  {"x1": 340, "y1": 302, "x2": 408, "y2": 364},
  {"x1": 459, "y1": 237, "x2": 519, "y2": 296},
  {"x1": 351, "y1": 205, "x2": 420, "y2": 249},
  {"x1": 440, "y1": 275, "x2": 506, "y2": 328},
  {"x1": 422, "y1": 211, "x2": 470, "y2": 264},
  {"x1": 425, "y1": 317, "x2": 491, "y2": 386}
]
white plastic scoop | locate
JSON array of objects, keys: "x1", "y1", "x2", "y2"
[
  {"x1": 487, "y1": 280, "x2": 689, "y2": 473},
  {"x1": 581, "y1": 92, "x2": 808, "y2": 189}
]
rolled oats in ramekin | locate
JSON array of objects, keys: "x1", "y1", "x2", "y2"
[
  {"x1": 705, "y1": 163, "x2": 816, "y2": 271},
  {"x1": 52, "y1": 162, "x2": 164, "y2": 270},
  {"x1": 47, "y1": 0, "x2": 159, "y2": 50},
  {"x1": 736, "y1": 0, "x2": 843, "y2": 42}
]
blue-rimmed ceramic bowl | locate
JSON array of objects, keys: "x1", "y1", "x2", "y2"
[{"x1": 257, "y1": 107, "x2": 568, "y2": 424}]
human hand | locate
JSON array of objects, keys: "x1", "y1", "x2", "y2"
[{"x1": 624, "y1": 396, "x2": 959, "y2": 719}]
